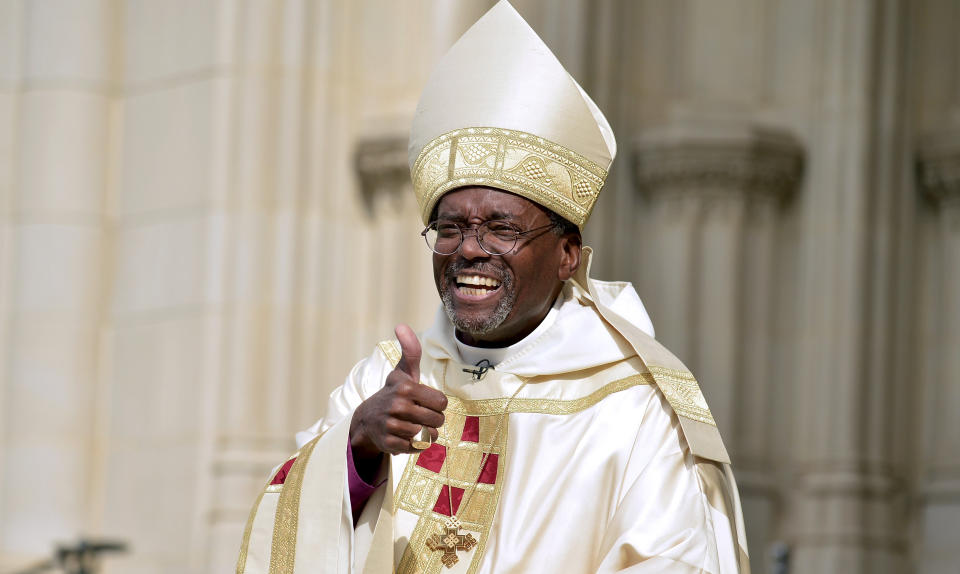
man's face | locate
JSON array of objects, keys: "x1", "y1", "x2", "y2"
[{"x1": 432, "y1": 186, "x2": 581, "y2": 347}]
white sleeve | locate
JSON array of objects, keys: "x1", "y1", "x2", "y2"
[{"x1": 594, "y1": 391, "x2": 748, "y2": 573}]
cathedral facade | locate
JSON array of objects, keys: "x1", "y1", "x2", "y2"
[{"x1": 0, "y1": 1, "x2": 956, "y2": 573}]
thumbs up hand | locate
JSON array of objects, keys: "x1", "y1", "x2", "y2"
[{"x1": 349, "y1": 324, "x2": 448, "y2": 467}]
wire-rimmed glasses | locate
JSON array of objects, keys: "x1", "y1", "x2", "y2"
[{"x1": 421, "y1": 220, "x2": 557, "y2": 255}]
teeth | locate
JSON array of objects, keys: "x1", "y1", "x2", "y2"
[{"x1": 457, "y1": 274, "x2": 501, "y2": 288}]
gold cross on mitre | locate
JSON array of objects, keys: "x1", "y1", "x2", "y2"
[{"x1": 425, "y1": 520, "x2": 478, "y2": 568}]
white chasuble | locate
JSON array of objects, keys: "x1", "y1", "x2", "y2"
[{"x1": 237, "y1": 269, "x2": 750, "y2": 574}]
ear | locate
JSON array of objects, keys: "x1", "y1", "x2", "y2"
[{"x1": 557, "y1": 233, "x2": 582, "y2": 281}]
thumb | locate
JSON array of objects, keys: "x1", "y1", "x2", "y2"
[{"x1": 394, "y1": 323, "x2": 421, "y2": 382}]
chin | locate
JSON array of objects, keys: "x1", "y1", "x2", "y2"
[
  {"x1": 447, "y1": 309, "x2": 506, "y2": 337},
  {"x1": 440, "y1": 278, "x2": 515, "y2": 337},
  {"x1": 443, "y1": 299, "x2": 512, "y2": 337}
]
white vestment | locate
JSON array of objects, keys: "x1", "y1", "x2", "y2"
[{"x1": 237, "y1": 255, "x2": 749, "y2": 574}]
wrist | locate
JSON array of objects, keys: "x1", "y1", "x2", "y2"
[
  {"x1": 348, "y1": 439, "x2": 384, "y2": 484},
  {"x1": 348, "y1": 413, "x2": 383, "y2": 462}
]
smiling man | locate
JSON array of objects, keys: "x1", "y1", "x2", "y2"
[
  {"x1": 237, "y1": 3, "x2": 748, "y2": 574},
  {"x1": 431, "y1": 187, "x2": 580, "y2": 346}
]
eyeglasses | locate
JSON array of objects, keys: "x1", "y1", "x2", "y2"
[{"x1": 421, "y1": 220, "x2": 557, "y2": 256}]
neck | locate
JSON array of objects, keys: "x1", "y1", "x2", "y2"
[
  {"x1": 455, "y1": 304, "x2": 551, "y2": 348},
  {"x1": 455, "y1": 329, "x2": 524, "y2": 348},
  {"x1": 453, "y1": 283, "x2": 565, "y2": 348}
]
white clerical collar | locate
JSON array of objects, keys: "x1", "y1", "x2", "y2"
[{"x1": 455, "y1": 304, "x2": 560, "y2": 367}]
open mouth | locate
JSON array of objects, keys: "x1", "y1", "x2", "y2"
[{"x1": 455, "y1": 274, "x2": 502, "y2": 297}]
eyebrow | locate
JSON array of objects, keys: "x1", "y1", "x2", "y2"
[{"x1": 437, "y1": 210, "x2": 519, "y2": 222}]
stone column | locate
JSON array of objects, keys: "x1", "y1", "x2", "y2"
[
  {"x1": 356, "y1": 135, "x2": 438, "y2": 340},
  {"x1": 0, "y1": 0, "x2": 118, "y2": 568},
  {"x1": 101, "y1": 0, "x2": 233, "y2": 569},
  {"x1": 915, "y1": 132, "x2": 960, "y2": 574},
  {"x1": 902, "y1": 1, "x2": 960, "y2": 569},
  {"x1": 588, "y1": 0, "x2": 918, "y2": 570},
  {"x1": 0, "y1": 7, "x2": 20, "y2": 567},
  {"x1": 204, "y1": 2, "x2": 314, "y2": 570},
  {"x1": 788, "y1": 1, "x2": 912, "y2": 572},
  {"x1": 634, "y1": 121, "x2": 803, "y2": 574}
]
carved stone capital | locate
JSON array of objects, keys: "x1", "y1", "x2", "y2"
[
  {"x1": 632, "y1": 121, "x2": 804, "y2": 202},
  {"x1": 917, "y1": 129, "x2": 960, "y2": 208},
  {"x1": 354, "y1": 135, "x2": 410, "y2": 213}
]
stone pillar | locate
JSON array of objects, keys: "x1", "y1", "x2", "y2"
[
  {"x1": 204, "y1": 2, "x2": 314, "y2": 570},
  {"x1": 583, "y1": 0, "x2": 919, "y2": 570},
  {"x1": 355, "y1": 134, "x2": 438, "y2": 340},
  {"x1": 915, "y1": 132, "x2": 960, "y2": 574},
  {"x1": 634, "y1": 121, "x2": 803, "y2": 574},
  {"x1": 904, "y1": 1, "x2": 960, "y2": 569},
  {"x1": 788, "y1": 1, "x2": 912, "y2": 572},
  {"x1": 104, "y1": 0, "x2": 234, "y2": 570},
  {"x1": 0, "y1": 0, "x2": 118, "y2": 568},
  {"x1": 0, "y1": 7, "x2": 20, "y2": 567}
]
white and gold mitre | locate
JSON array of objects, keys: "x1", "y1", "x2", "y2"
[{"x1": 408, "y1": 0, "x2": 617, "y2": 228}]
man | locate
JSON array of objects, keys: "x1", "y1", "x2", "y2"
[{"x1": 237, "y1": 3, "x2": 749, "y2": 573}]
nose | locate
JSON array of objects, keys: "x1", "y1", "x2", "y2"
[{"x1": 459, "y1": 229, "x2": 489, "y2": 260}]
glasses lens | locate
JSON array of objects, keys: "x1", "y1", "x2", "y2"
[
  {"x1": 478, "y1": 221, "x2": 518, "y2": 255},
  {"x1": 425, "y1": 223, "x2": 461, "y2": 254}
]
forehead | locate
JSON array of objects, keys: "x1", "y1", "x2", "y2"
[{"x1": 434, "y1": 187, "x2": 545, "y2": 221}]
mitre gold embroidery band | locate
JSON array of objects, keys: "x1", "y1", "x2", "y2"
[{"x1": 412, "y1": 127, "x2": 609, "y2": 229}]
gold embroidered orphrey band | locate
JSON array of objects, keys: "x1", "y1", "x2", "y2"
[
  {"x1": 395, "y1": 401, "x2": 509, "y2": 574},
  {"x1": 412, "y1": 127, "x2": 609, "y2": 228},
  {"x1": 647, "y1": 365, "x2": 716, "y2": 427},
  {"x1": 269, "y1": 436, "x2": 320, "y2": 574}
]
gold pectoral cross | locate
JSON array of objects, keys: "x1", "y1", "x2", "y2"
[{"x1": 425, "y1": 519, "x2": 478, "y2": 569}]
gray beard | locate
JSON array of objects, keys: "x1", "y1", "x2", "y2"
[{"x1": 439, "y1": 263, "x2": 516, "y2": 336}]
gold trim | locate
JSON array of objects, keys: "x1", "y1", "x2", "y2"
[
  {"x1": 445, "y1": 373, "x2": 653, "y2": 416},
  {"x1": 647, "y1": 365, "x2": 717, "y2": 427},
  {"x1": 412, "y1": 127, "x2": 609, "y2": 228},
  {"x1": 236, "y1": 451, "x2": 303, "y2": 574},
  {"x1": 268, "y1": 437, "x2": 320, "y2": 574},
  {"x1": 236, "y1": 486, "x2": 268, "y2": 573},
  {"x1": 378, "y1": 343, "x2": 652, "y2": 419},
  {"x1": 378, "y1": 340, "x2": 402, "y2": 368}
]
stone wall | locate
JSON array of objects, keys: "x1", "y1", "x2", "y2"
[{"x1": 0, "y1": 1, "x2": 957, "y2": 573}]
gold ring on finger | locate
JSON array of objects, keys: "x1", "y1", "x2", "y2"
[{"x1": 410, "y1": 426, "x2": 433, "y2": 450}]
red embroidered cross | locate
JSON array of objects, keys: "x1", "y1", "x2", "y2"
[{"x1": 414, "y1": 416, "x2": 498, "y2": 516}]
